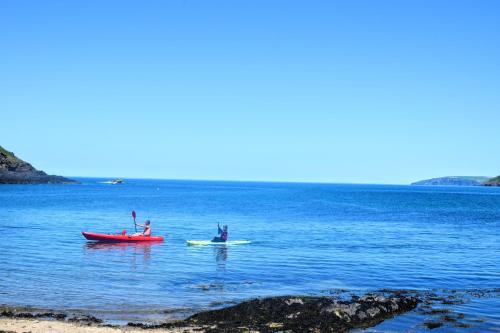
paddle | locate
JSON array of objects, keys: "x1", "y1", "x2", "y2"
[{"x1": 132, "y1": 210, "x2": 137, "y2": 232}]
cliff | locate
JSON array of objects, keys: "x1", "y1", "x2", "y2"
[{"x1": 0, "y1": 146, "x2": 77, "y2": 184}]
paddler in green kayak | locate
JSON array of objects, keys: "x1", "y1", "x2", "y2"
[
  {"x1": 212, "y1": 223, "x2": 228, "y2": 242},
  {"x1": 133, "y1": 219, "x2": 152, "y2": 237}
]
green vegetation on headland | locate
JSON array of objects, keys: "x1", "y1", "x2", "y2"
[
  {"x1": 0, "y1": 145, "x2": 16, "y2": 158},
  {"x1": 484, "y1": 175, "x2": 500, "y2": 186},
  {"x1": 0, "y1": 145, "x2": 78, "y2": 184},
  {"x1": 412, "y1": 176, "x2": 500, "y2": 187}
]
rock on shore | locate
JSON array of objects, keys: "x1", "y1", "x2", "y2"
[
  {"x1": 183, "y1": 294, "x2": 418, "y2": 332},
  {"x1": 0, "y1": 145, "x2": 77, "y2": 184},
  {"x1": 127, "y1": 292, "x2": 419, "y2": 332}
]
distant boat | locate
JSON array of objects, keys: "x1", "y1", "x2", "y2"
[{"x1": 111, "y1": 178, "x2": 123, "y2": 185}]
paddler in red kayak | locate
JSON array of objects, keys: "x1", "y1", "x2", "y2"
[
  {"x1": 133, "y1": 220, "x2": 152, "y2": 237},
  {"x1": 212, "y1": 223, "x2": 228, "y2": 242}
]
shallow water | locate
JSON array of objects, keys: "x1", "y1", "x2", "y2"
[{"x1": 0, "y1": 179, "x2": 499, "y2": 330}]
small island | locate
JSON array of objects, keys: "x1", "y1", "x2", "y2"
[{"x1": 0, "y1": 145, "x2": 78, "y2": 184}]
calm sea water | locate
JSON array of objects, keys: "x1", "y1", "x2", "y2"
[{"x1": 0, "y1": 179, "x2": 499, "y2": 331}]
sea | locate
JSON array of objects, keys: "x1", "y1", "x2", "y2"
[{"x1": 0, "y1": 178, "x2": 499, "y2": 332}]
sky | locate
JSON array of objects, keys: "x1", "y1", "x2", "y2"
[{"x1": 1, "y1": 0, "x2": 499, "y2": 184}]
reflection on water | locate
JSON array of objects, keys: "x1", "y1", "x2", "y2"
[
  {"x1": 84, "y1": 242, "x2": 163, "y2": 266},
  {"x1": 84, "y1": 241, "x2": 163, "y2": 250},
  {"x1": 214, "y1": 246, "x2": 227, "y2": 268}
]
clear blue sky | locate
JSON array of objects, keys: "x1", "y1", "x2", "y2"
[{"x1": 1, "y1": 0, "x2": 499, "y2": 184}]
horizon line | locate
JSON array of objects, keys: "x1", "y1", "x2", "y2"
[{"x1": 68, "y1": 175, "x2": 411, "y2": 186}]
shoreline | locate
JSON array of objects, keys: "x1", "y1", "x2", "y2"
[
  {"x1": 0, "y1": 290, "x2": 419, "y2": 332},
  {"x1": 2, "y1": 288, "x2": 497, "y2": 332},
  {"x1": 3, "y1": 289, "x2": 497, "y2": 332}
]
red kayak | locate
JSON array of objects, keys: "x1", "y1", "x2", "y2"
[{"x1": 82, "y1": 231, "x2": 164, "y2": 242}]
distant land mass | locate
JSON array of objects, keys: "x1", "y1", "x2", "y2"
[
  {"x1": 411, "y1": 176, "x2": 490, "y2": 186},
  {"x1": 0, "y1": 146, "x2": 77, "y2": 184},
  {"x1": 484, "y1": 175, "x2": 500, "y2": 186}
]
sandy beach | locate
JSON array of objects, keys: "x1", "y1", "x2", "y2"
[{"x1": 0, "y1": 318, "x2": 201, "y2": 333}]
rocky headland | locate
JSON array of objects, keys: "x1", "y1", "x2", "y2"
[
  {"x1": 483, "y1": 175, "x2": 500, "y2": 186},
  {"x1": 0, "y1": 146, "x2": 77, "y2": 184}
]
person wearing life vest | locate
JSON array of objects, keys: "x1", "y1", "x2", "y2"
[{"x1": 212, "y1": 223, "x2": 228, "y2": 242}]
